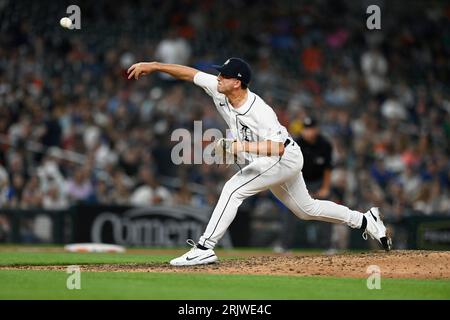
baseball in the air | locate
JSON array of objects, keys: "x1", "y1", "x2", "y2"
[{"x1": 60, "y1": 17, "x2": 72, "y2": 29}]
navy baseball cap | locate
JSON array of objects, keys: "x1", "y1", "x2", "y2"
[{"x1": 212, "y1": 58, "x2": 252, "y2": 86}]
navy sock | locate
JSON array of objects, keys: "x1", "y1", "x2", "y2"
[
  {"x1": 196, "y1": 243, "x2": 208, "y2": 250},
  {"x1": 360, "y1": 216, "x2": 367, "y2": 230}
]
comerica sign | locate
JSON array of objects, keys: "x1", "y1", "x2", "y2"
[
  {"x1": 73, "y1": 205, "x2": 233, "y2": 248},
  {"x1": 91, "y1": 210, "x2": 204, "y2": 246}
]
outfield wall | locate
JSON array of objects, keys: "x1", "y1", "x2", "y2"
[{"x1": 0, "y1": 205, "x2": 449, "y2": 250}]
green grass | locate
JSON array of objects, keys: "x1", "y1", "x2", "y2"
[
  {"x1": 0, "y1": 252, "x2": 173, "y2": 266},
  {"x1": 1, "y1": 249, "x2": 449, "y2": 300},
  {"x1": 0, "y1": 270, "x2": 449, "y2": 299},
  {"x1": 0, "y1": 243, "x2": 326, "y2": 254}
]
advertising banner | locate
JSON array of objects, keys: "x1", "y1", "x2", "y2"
[{"x1": 71, "y1": 204, "x2": 235, "y2": 248}]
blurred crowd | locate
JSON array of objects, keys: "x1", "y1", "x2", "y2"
[{"x1": 0, "y1": 0, "x2": 449, "y2": 219}]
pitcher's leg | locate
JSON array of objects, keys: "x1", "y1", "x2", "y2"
[
  {"x1": 199, "y1": 157, "x2": 284, "y2": 249},
  {"x1": 199, "y1": 174, "x2": 254, "y2": 248},
  {"x1": 270, "y1": 172, "x2": 364, "y2": 229}
]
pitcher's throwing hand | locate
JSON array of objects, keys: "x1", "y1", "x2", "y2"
[{"x1": 127, "y1": 62, "x2": 158, "y2": 80}]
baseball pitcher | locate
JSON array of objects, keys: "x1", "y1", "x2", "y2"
[{"x1": 127, "y1": 57, "x2": 392, "y2": 266}]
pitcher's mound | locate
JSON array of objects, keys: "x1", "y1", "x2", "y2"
[{"x1": 5, "y1": 250, "x2": 449, "y2": 279}]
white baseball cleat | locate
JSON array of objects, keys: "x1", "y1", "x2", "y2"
[
  {"x1": 362, "y1": 207, "x2": 392, "y2": 251},
  {"x1": 169, "y1": 239, "x2": 218, "y2": 266}
]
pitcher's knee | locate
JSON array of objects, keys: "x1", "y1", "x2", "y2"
[
  {"x1": 220, "y1": 186, "x2": 247, "y2": 206},
  {"x1": 220, "y1": 181, "x2": 236, "y2": 199},
  {"x1": 299, "y1": 199, "x2": 322, "y2": 218}
]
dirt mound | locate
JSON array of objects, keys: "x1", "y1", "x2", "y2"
[{"x1": 3, "y1": 250, "x2": 450, "y2": 279}]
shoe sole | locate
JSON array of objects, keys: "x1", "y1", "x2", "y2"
[
  {"x1": 378, "y1": 210, "x2": 392, "y2": 252},
  {"x1": 170, "y1": 256, "x2": 218, "y2": 266}
]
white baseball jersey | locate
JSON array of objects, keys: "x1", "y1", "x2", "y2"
[{"x1": 194, "y1": 71, "x2": 289, "y2": 161}]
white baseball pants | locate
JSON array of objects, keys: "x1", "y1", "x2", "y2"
[{"x1": 198, "y1": 141, "x2": 364, "y2": 249}]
